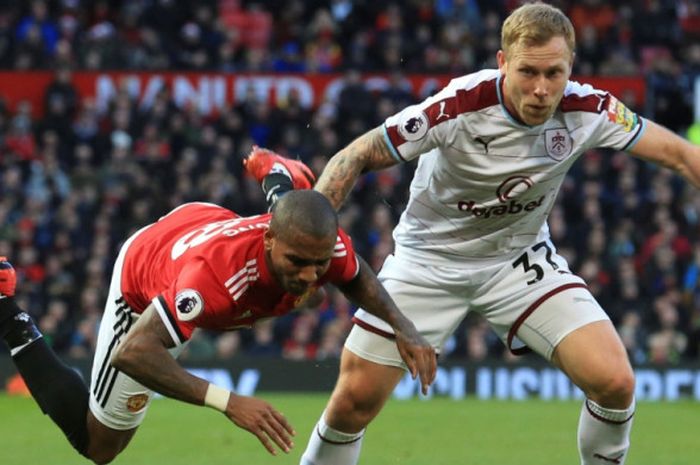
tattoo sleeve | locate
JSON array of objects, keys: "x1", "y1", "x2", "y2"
[{"x1": 314, "y1": 126, "x2": 399, "y2": 210}]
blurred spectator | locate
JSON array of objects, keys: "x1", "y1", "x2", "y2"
[
  {"x1": 216, "y1": 332, "x2": 242, "y2": 359},
  {"x1": 618, "y1": 311, "x2": 647, "y2": 364},
  {"x1": 43, "y1": 66, "x2": 77, "y2": 118},
  {"x1": 5, "y1": 112, "x2": 37, "y2": 161},
  {"x1": 316, "y1": 319, "x2": 347, "y2": 360},
  {"x1": 648, "y1": 296, "x2": 688, "y2": 364},
  {"x1": 15, "y1": 0, "x2": 58, "y2": 62},
  {"x1": 247, "y1": 319, "x2": 281, "y2": 356},
  {"x1": 282, "y1": 312, "x2": 319, "y2": 360},
  {"x1": 568, "y1": 0, "x2": 616, "y2": 40}
]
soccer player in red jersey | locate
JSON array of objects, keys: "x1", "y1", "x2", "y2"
[{"x1": 0, "y1": 189, "x2": 436, "y2": 463}]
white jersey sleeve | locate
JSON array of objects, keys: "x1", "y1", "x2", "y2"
[
  {"x1": 562, "y1": 81, "x2": 646, "y2": 152},
  {"x1": 383, "y1": 70, "x2": 500, "y2": 162}
]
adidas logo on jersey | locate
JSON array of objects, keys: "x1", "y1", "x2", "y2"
[{"x1": 457, "y1": 196, "x2": 545, "y2": 219}]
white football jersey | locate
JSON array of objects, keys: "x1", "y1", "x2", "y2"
[{"x1": 383, "y1": 69, "x2": 645, "y2": 266}]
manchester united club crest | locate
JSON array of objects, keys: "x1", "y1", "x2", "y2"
[
  {"x1": 544, "y1": 128, "x2": 572, "y2": 161},
  {"x1": 126, "y1": 393, "x2": 149, "y2": 413}
]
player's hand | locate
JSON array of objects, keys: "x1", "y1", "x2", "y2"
[
  {"x1": 226, "y1": 394, "x2": 296, "y2": 455},
  {"x1": 395, "y1": 323, "x2": 437, "y2": 396}
]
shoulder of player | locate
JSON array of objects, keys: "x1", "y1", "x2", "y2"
[
  {"x1": 559, "y1": 79, "x2": 610, "y2": 114},
  {"x1": 439, "y1": 69, "x2": 500, "y2": 112},
  {"x1": 159, "y1": 201, "x2": 235, "y2": 221},
  {"x1": 399, "y1": 69, "x2": 499, "y2": 131},
  {"x1": 446, "y1": 69, "x2": 500, "y2": 90}
]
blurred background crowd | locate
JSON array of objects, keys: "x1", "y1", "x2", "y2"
[{"x1": 1, "y1": 0, "x2": 700, "y2": 365}]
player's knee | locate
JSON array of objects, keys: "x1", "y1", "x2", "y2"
[
  {"x1": 332, "y1": 391, "x2": 376, "y2": 420},
  {"x1": 328, "y1": 388, "x2": 382, "y2": 429},
  {"x1": 589, "y1": 368, "x2": 635, "y2": 406},
  {"x1": 607, "y1": 369, "x2": 635, "y2": 400},
  {"x1": 84, "y1": 436, "x2": 126, "y2": 465}
]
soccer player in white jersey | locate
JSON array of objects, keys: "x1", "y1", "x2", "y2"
[{"x1": 247, "y1": 3, "x2": 700, "y2": 465}]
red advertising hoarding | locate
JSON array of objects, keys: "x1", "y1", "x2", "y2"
[{"x1": 0, "y1": 71, "x2": 646, "y2": 117}]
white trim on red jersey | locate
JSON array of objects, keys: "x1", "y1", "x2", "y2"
[
  {"x1": 152, "y1": 295, "x2": 185, "y2": 346},
  {"x1": 333, "y1": 235, "x2": 348, "y2": 258},
  {"x1": 225, "y1": 259, "x2": 260, "y2": 301}
]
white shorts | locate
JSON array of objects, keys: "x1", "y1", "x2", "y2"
[
  {"x1": 89, "y1": 226, "x2": 187, "y2": 430},
  {"x1": 346, "y1": 239, "x2": 608, "y2": 368}
]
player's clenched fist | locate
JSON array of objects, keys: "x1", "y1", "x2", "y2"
[{"x1": 226, "y1": 394, "x2": 296, "y2": 455}]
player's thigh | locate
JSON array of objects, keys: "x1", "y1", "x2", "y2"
[
  {"x1": 476, "y1": 241, "x2": 609, "y2": 360},
  {"x1": 90, "y1": 299, "x2": 154, "y2": 431},
  {"x1": 90, "y1": 301, "x2": 188, "y2": 432},
  {"x1": 90, "y1": 239, "x2": 152, "y2": 431},
  {"x1": 551, "y1": 319, "x2": 633, "y2": 399},
  {"x1": 348, "y1": 254, "x2": 469, "y2": 368},
  {"x1": 90, "y1": 236, "x2": 188, "y2": 432}
]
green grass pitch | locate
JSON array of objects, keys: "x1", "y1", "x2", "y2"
[{"x1": 1, "y1": 393, "x2": 698, "y2": 465}]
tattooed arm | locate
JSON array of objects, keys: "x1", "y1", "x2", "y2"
[{"x1": 314, "y1": 126, "x2": 399, "y2": 210}]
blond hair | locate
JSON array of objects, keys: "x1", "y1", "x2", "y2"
[{"x1": 501, "y1": 2, "x2": 575, "y2": 58}]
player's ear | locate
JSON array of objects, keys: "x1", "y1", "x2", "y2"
[
  {"x1": 263, "y1": 228, "x2": 275, "y2": 251},
  {"x1": 497, "y1": 49, "x2": 507, "y2": 73}
]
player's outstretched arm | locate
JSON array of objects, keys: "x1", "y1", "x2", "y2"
[
  {"x1": 111, "y1": 305, "x2": 295, "y2": 455},
  {"x1": 337, "y1": 257, "x2": 437, "y2": 394},
  {"x1": 315, "y1": 126, "x2": 399, "y2": 210},
  {"x1": 629, "y1": 119, "x2": 700, "y2": 188}
]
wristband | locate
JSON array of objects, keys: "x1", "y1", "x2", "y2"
[{"x1": 204, "y1": 383, "x2": 230, "y2": 412}]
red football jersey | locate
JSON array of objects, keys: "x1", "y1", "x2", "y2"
[{"x1": 120, "y1": 202, "x2": 359, "y2": 345}]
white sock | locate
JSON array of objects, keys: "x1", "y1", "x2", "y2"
[
  {"x1": 578, "y1": 398, "x2": 635, "y2": 465},
  {"x1": 300, "y1": 411, "x2": 365, "y2": 465}
]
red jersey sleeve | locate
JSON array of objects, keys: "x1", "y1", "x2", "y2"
[
  {"x1": 152, "y1": 258, "x2": 232, "y2": 345},
  {"x1": 324, "y1": 228, "x2": 360, "y2": 284}
]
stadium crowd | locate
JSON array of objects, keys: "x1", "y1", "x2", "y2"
[{"x1": 1, "y1": 0, "x2": 700, "y2": 364}]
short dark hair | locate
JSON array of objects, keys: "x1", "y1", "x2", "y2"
[{"x1": 269, "y1": 190, "x2": 338, "y2": 242}]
